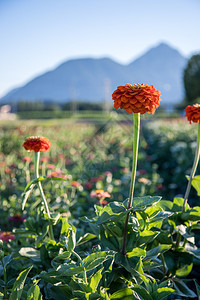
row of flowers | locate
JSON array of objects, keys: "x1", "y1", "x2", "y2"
[{"x1": 0, "y1": 83, "x2": 200, "y2": 299}]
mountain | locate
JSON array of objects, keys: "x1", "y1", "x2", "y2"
[{"x1": 1, "y1": 43, "x2": 187, "y2": 105}]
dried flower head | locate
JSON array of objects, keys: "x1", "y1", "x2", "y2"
[
  {"x1": 185, "y1": 104, "x2": 200, "y2": 123},
  {"x1": 112, "y1": 83, "x2": 161, "y2": 114},
  {"x1": 23, "y1": 136, "x2": 51, "y2": 152}
]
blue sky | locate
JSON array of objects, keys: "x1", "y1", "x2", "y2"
[{"x1": 0, "y1": 0, "x2": 200, "y2": 97}]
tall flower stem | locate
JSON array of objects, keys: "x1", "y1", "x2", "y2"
[
  {"x1": 121, "y1": 113, "x2": 140, "y2": 254},
  {"x1": 176, "y1": 122, "x2": 200, "y2": 249},
  {"x1": 182, "y1": 122, "x2": 200, "y2": 212},
  {"x1": 34, "y1": 152, "x2": 54, "y2": 241}
]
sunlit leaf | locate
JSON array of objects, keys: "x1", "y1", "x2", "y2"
[
  {"x1": 191, "y1": 175, "x2": 200, "y2": 196},
  {"x1": 9, "y1": 266, "x2": 32, "y2": 300}
]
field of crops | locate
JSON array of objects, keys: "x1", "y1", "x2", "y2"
[{"x1": 0, "y1": 115, "x2": 200, "y2": 299}]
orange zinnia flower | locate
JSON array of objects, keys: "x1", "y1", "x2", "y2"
[
  {"x1": 185, "y1": 104, "x2": 200, "y2": 123},
  {"x1": 23, "y1": 136, "x2": 51, "y2": 152},
  {"x1": 112, "y1": 83, "x2": 161, "y2": 114}
]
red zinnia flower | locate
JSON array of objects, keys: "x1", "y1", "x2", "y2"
[
  {"x1": 185, "y1": 104, "x2": 200, "y2": 123},
  {"x1": 23, "y1": 136, "x2": 51, "y2": 152},
  {"x1": 112, "y1": 83, "x2": 161, "y2": 114}
]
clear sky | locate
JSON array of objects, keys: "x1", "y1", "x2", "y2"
[{"x1": 0, "y1": 0, "x2": 200, "y2": 97}]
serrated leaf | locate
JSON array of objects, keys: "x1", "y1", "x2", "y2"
[{"x1": 9, "y1": 266, "x2": 32, "y2": 300}]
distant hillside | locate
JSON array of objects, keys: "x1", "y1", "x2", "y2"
[{"x1": 1, "y1": 43, "x2": 187, "y2": 105}]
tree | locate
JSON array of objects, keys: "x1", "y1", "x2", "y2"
[{"x1": 184, "y1": 54, "x2": 200, "y2": 105}]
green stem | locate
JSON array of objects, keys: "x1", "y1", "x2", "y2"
[
  {"x1": 34, "y1": 152, "x2": 54, "y2": 241},
  {"x1": 3, "y1": 267, "x2": 7, "y2": 299},
  {"x1": 72, "y1": 250, "x2": 88, "y2": 284},
  {"x1": 121, "y1": 113, "x2": 140, "y2": 254},
  {"x1": 182, "y1": 122, "x2": 200, "y2": 212},
  {"x1": 176, "y1": 122, "x2": 200, "y2": 249}
]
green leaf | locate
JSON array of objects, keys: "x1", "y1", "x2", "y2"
[
  {"x1": 132, "y1": 196, "x2": 161, "y2": 210},
  {"x1": 144, "y1": 245, "x2": 171, "y2": 261},
  {"x1": 27, "y1": 284, "x2": 42, "y2": 300},
  {"x1": 172, "y1": 197, "x2": 190, "y2": 212},
  {"x1": 95, "y1": 202, "x2": 131, "y2": 225},
  {"x1": 2, "y1": 255, "x2": 12, "y2": 268},
  {"x1": 9, "y1": 266, "x2": 32, "y2": 300},
  {"x1": 110, "y1": 287, "x2": 134, "y2": 299},
  {"x1": 36, "y1": 224, "x2": 49, "y2": 247},
  {"x1": 115, "y1": 252, "x2": 142, "y2": 276},
  {"x1": 176, "y1": 262, "x2": 193, "y2": 277},
  {"x1": 40, "y1": 264, "x2": 84, "y2": 279},
  {"x1": 194, "y1": 281, "x2": 200, "y2": 299},
  {"x1": 133, "y1": 285, "x2": 153, "y2": 300},
  {"x1": 90, "y1": 268, "x2": 102, "y2": 292},
  {"x1": 137, "y1": 230, "x2": 159, "y2": 246},
  {"x1": 191, "y1": 175, "x2": 200, "y2": 196},
  {"x1": 181, "y1": 206, "x2": 200, "y2": 222},
  {"x1": 57, "y1": 265, "x2": 84, "y2": 277},
  {"x1": 48, "y1": 284, "x2": 73, "y2": 300},
  {"x1": 76, "y1": 233, "x2": 97, "y2": 246},
  {"x1": 173, "y1": 278, "x2": 197, "y2": 298},
  {"x1": 158, "y1": 200, "x2": 173, "y2": 211},
  {"x1": 83, "y1": 251, "x2": 112, "y2": 271},
  {"x1": 53, "y1": 251, "x2": 71, "y2": 261},
  {"x1": 22, "y1": 176, "x2": 68, "y2": 210},
  {"x1": 60, "y1": 218, "x2": 76, "y2": 252},
  {"x1": 22, "y1": 182, "x2": 36, "y2": 210},
  {"x1": 126, "y1": 248, "x2": 146, "y2": 259},
  {"x1": 19, "y1": 247, "x2": 40, "y2": 262},
  {"x1": 164, "y1": 250, "x2": 193, "y2": 277},
  {"x1": 152, "y1": 287, "x2": 175, "y2": 300}
]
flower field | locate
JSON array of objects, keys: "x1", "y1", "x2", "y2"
[{"x1": 0, "y1": 109, "x2": 200, "y2": 299}]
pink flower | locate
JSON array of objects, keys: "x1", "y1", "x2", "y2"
[
  {"x1": 71, "y1": 181, "x2": 81, "y2": 188},
  {"x1": 0, "y1": 232, "x2": 15, "y2": 242},
  {"x1": 22, "y1": 156, "x2": 32, "y2": 163},
  {"x1": 90, "y1": 190, "x2": 111, "y2": 200}
]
